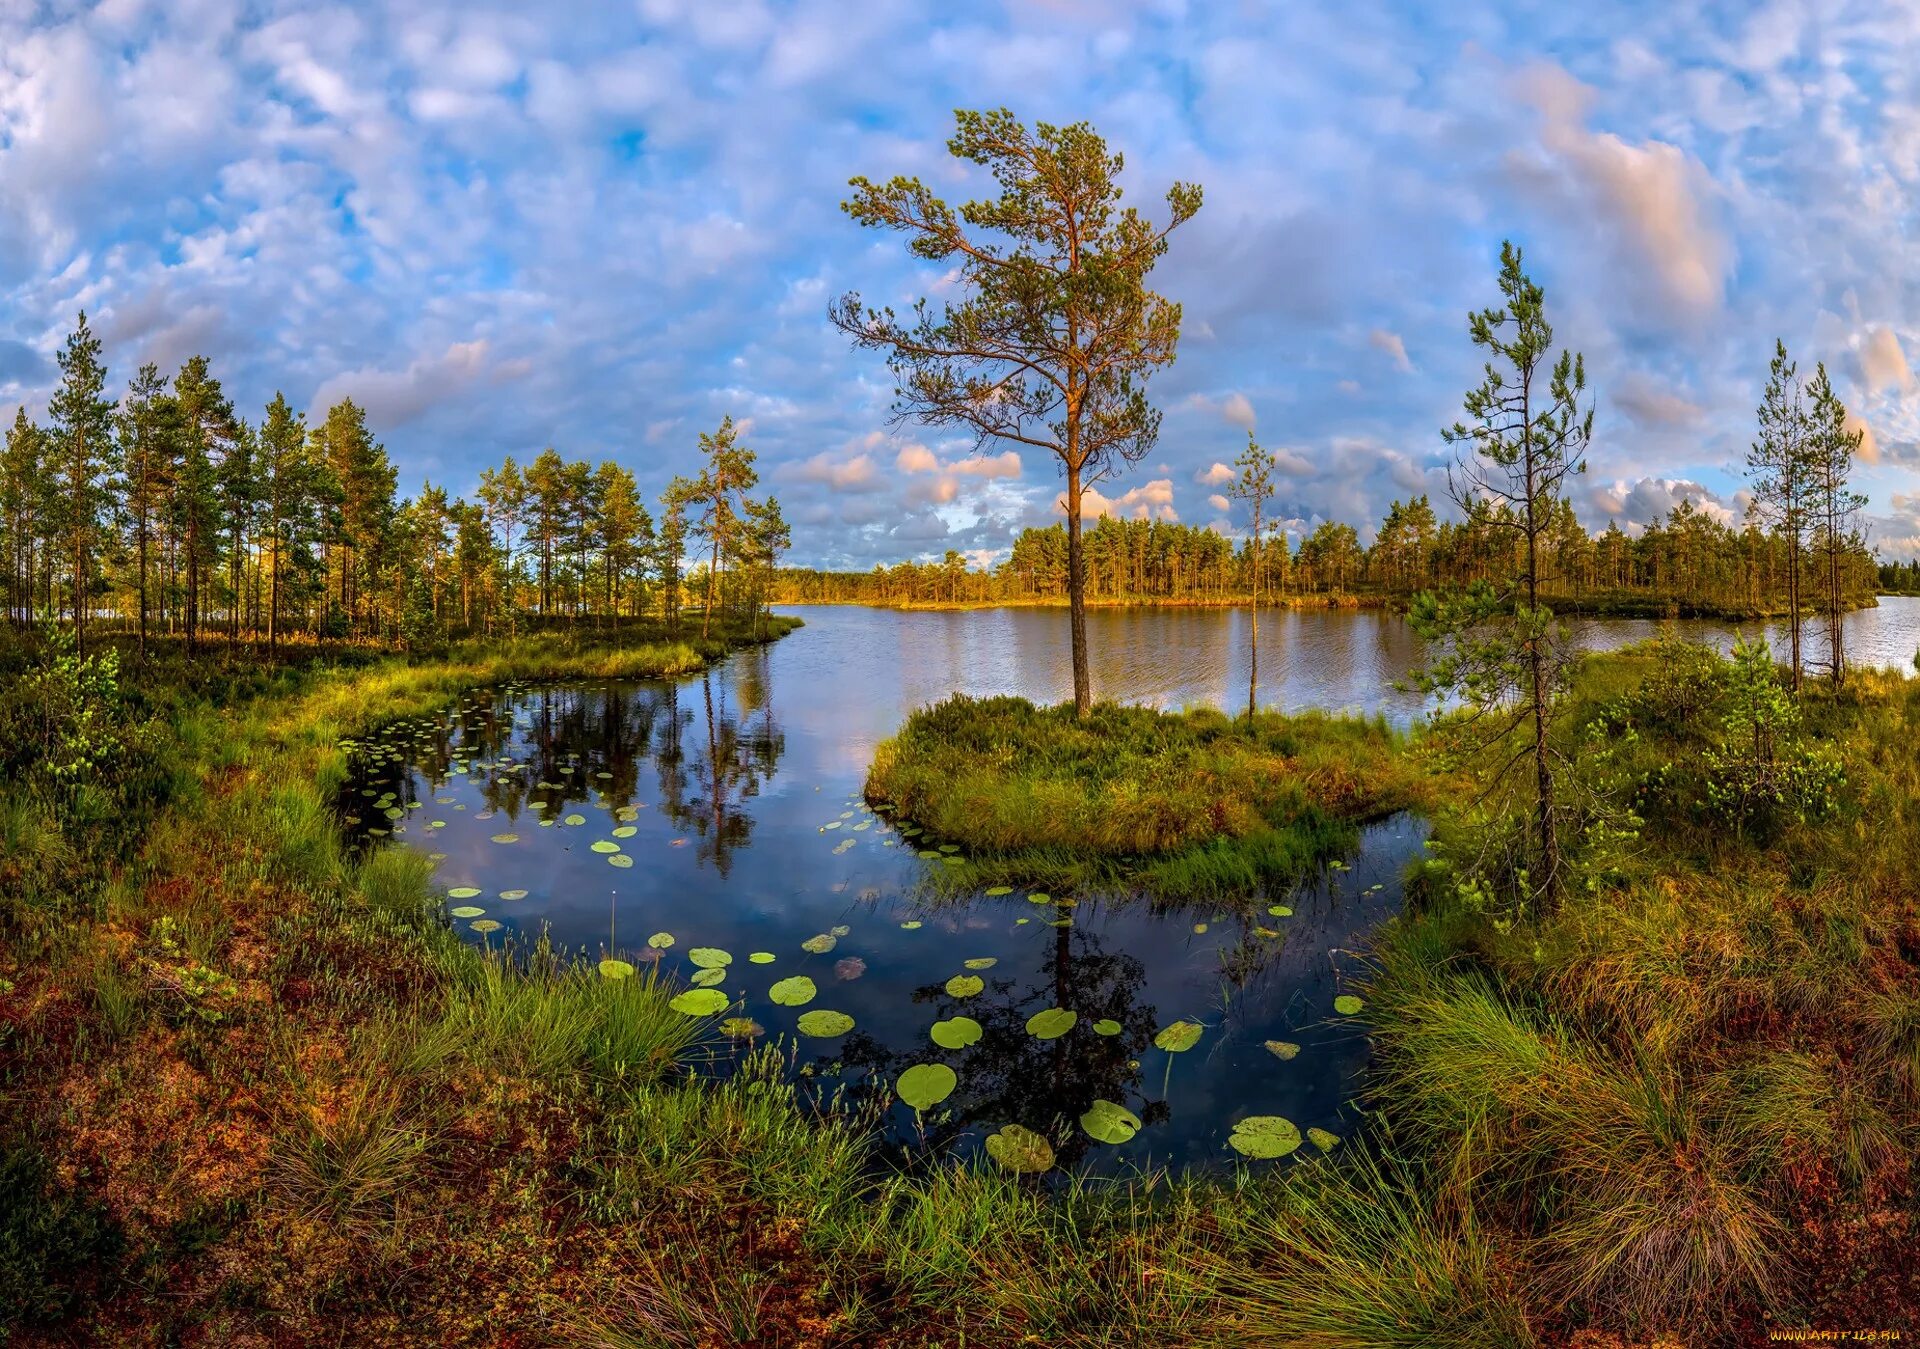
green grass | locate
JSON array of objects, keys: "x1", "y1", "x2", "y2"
[{"x1": 866, "y1": 694, "x2": 1427, "y2": 900}]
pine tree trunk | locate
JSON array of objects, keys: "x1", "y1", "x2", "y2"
[{"x1": 1065, "y1": 458, "x2": 1091, "y2": 718}]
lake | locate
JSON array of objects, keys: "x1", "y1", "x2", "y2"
[{"x1": 338, "y1": 598, "x2": 1920, "y2": 1172}]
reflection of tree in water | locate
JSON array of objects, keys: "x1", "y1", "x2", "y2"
[
  {"x1": 650, "y1": 670, "x2": 785, "y2": 876},
  {"x1": 831, "y1": 916, "x2": 1162, "y2": 1170}
]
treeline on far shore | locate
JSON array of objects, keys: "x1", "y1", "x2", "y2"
[{"x1": 769, "y1": 497, "x2": 1885, "y2": 619}]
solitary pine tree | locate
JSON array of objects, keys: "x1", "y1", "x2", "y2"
[
  {"x1": 1747, "y1": 340, "x2": 1817, "y2": 691},
  {"x1": 1805, "y1": 364, "x2": 1867, "y2": 686},
  {"x1": 1228, "y1": 432, "x2": 1278, "y2": 719},
  {"x1": 832, "y1": 109, "x2": 1202, "y2": 717},
  {"x1": 48, "y1": 313, "x2": 116, "y2": 653},
  {"x1": 1410, "y1": 242, "x2": 1592, "y2": 910}
]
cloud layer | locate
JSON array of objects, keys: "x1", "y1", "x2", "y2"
[{"x1": 2, "y1": 0, "x2": 1919, "y2": 561}]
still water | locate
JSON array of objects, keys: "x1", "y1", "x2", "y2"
[{"x1": 340, "y1": 599, "x2": 1920, "y2": 1172}]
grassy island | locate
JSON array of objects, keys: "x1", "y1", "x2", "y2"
[{"x1": 865, "y1": 695, "x2": 1431, "y2": 899}]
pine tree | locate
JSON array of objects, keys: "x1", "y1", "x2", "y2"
[
  {"x1": 1747, "y1": 341, "x2": 1817, "y2": 691},
  {"x1": 257, "y1": 392, "x2": 315, "y2": 653},
  {"x1": 1806, "y1": 364, "x2": 1867, "y2": 686},
  {"x1": 48, "y1": 313, "x2": 116, "y2": 653},
  {"x1": 119, "y1": 364, "x2": 174, "y2": 657},
  {"x1": 690, "y1": 416, "x2": 757, "y2": 637},
  {"x1": 2, "y1": 408, "x2": 48, "y2": 629},
  {"x1": 173, "y1": 356, "x2": 237, "y2": 653},
  {"x1": 1228, "y1": 433, "x2": 1278, "y2": 719}
]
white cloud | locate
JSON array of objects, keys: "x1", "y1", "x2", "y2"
[
  {"x1": 1196, "y1": 461, "x2": 1235, "y2": 486},
  {"x1": 1368, "y1": 328, "x2": 1411, "y2": 373},
  {"x1": 1067, "y1": 478, "x2": 1178, "y2": 522},
  {"x1": 309, "y1": 339, "x2": 501, "y2": 427},
  {"x1": 1857, "y1": 326, "x2": 1914, "y2": 396},
  {"x1": 1207, "y1": 492, "x2": 1230, "y2": 512}
]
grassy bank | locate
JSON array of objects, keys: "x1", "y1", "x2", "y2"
[
  {"x1": 4, "y1": 621, "x2": 1917, "y2": 1345},
  {"x1": 865, "y1": 695, "x2": 1431, "y2": 900}
]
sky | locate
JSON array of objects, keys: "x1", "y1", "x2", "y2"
[{"x1": 5, "y1": 0, "x2": 1920, "y2": 567}]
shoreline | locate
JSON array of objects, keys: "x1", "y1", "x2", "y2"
[{"x1": 772, "y1": 591, "x2": 1884, "y2": 621}]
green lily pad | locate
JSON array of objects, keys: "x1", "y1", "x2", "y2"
[
  {"x1": 984, "y1": 886, "x2": 1013, "y2": 897},
  {"x1": 563, "y1": 813, "x2": 586, "y2": 826},
  {"x1": 608, "y1": 854, "x2": 633, "y2": 868},
  {"x1": 768, "y1": 976, "x2": 816, "y2": 1006},
  {"x1": 720, "y1": 1017, "x2": 763, "y2": 1039},
  {"x1": 448, "y1": 905, "x2": 485, "y2": 918},
  {"x1": 963, "y1": 957, "x2": 998, "y2": 970},
  {"x1": 1267, "y1": 904, "x2": 1293, "y2": 917},
  {"x1": 1154, "y1": 1021, "x2": 1203, "y2": 1053},
  {"x1": 612, "y1": 825, "x2": 638, "y2": 838},
  {"x1": 670, "y1": 989, "x2": 730, "y2": 1016},
  {"x1": 689, "y1": 967, "x2": 727, "y2": 987},
  {"x1": 899, "y1": 920, "x2": 923, "y2": 930},
  {"x1": 984, "y1": 1123, "x2": 1055, "y2": 1174},
  {"x1": 647, "y1": 932, "x2": 675, "y2": 949},
  {"x1": 1333, "y1": 995, "x2": 1364, "y2": 1015},
  {"x1": 1091, "y1": 1019, "x2": 1122, "y2": 1036},
  {"x1": 945, "y1": 974, "x2": 984, "y2": 999},
  {"x1": 490, "y1": 833, "x2": 519, "y2": 844},
  {"x1": 1192, "y1": 923, "x2": 1208, "y2": 934},
  {"x1": 896, "y1": 1062, "x2": 958, "y2": 1111},
  {"x1": 830, "y1": 924, "x2": 851, "y2": 937},
  {"x1": 796, "y1": 1009, "x2": 855, "y2": 1038},
  {"x1": 598, "y1": 959, "x2": 636, "y2": 980},
  {"x1": 1228, "y1": 1115, "x2": 1302, "y2": 1159},
  {"x1": 1027, "y1": 893, "x2": 1052, "y2": 905},
  {"x1": 1080, "y1": 1099, "x2": 1142, "y2": 1145},
  {"x1": 469, "y1": 919, "x2": 502, "y2": 934},
  {"x1": 590, "y1": 840, "x2": 621, "y2": 854},
  {"x1": 1265, "y1": 1041, "x2": 1302, "y2": 1061},
  {"x1": 748, "y1": 952, "x2": 776, "y2": 965},
  {"x1": 688, "y1": 948, "x2": 733, "y2": 969},
  {"x1": 499, "y1": 889, "x2": 528, "y2": 901},
  {"x1": 930, "y1": 1016, "x2": 983, "y2": 1049},
  {"x1": 1026, "y1": 1007, "x2": 1078, "y2": 1040},
  {"x1": 801, "y1": 933, "x2": 837, "y2": 954},
  {"x1": 448, "y1": 887, "x2": 481, "y2": 899},
  {"x1": 1307, "y1": 1127, "x2": 1341, "y2": 1152}
]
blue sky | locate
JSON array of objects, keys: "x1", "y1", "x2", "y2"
[{"x1": 5, "y1": 0, "x2": 1920, "y2": 564}]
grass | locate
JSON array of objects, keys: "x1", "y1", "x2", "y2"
[
  {"x1": 866, "y1": 694, "x2": 1430, "y2": 900},
  {"x1": 5, "y1": 619, "x2": 1919, "y2": 1344}
]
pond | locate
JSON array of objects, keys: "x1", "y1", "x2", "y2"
[{"x1": 338, "y1": 598, "x2": 1920, "y2": 1172}]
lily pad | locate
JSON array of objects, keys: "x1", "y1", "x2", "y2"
[
  {"x1": 469, "y1": 919, "x2": 502, "y2": 934},
  {"x1": 834, "y1": 957, "x2": 867, "y2": 981},
  {"x1": 1027, "y1": 893, "x2": 1052, "y2": 905},
  {"x1": 598, "y1": 959, "x2": 636, "y2": 980},
  {"x1": 984, "y1": 1123, "x2": 1055, "y2": 1174},
  {"x1": 608, "y1": 854, "x2": 633, "y2": 868},
  {"x1": 1307, "y1": 1127, "x2": 1341, "y2": 1152},
  {"x1": 1154, "y1": 1021, "x2": 1203, "y2": 1053},
  {"x1": 899, "y1": 920, "x2": 924, "y2": 930},
  {"x1": 768, "y1": 976, "x2": 817, "y2": 1006},
  {"x1": 945, "y1": 974, "x2": 985, "y2": 999},
  {"x1": 984, "y1": 886, "x2": 1013, "y2": 897},
  {"x1": 1080, "y1": 1099, "x2": 1142, "y2": 1145},
  {"x1": 1333, "y1": 995, "x2": 1365, "y2": 1015},
  {"x1": 1265, "y1": 1040, "x2": 1302, "y2": 1061},
  {"x1": 499, "y1": 889, "x2": 529, "y2": 901},
  {"x1": 963, "y1": 957, "x2": 998, "y2": 971},
  {"x1": 720, "y1": 1017, "x2": 763, "y2": 1039},
  {"x1": 647, "y1": 932, "x2": 675, "y2": 949},
  {"x1": 612, "y1": 825, "x2": 638, "y2": 838},
  {"x1": 590, "y1": 840, "x2": 621, "y2": 854},
  {"x1": 448, "y1": 905, "x2": 485, "y2": 919},
  {"x1": 669, "y1": 989, "x2": 730, "y2": 1016},
  {"x1": 1267, "y1": 904, "x2": 1293, "y2": 917},
  {"x1": 1091, "y1": 1019, "x2": 1123, "y2": 1037},
  {"x1": 448, "y1": 887, "x2": 481, "y2": 900},
  {"x1": 801, "y1": 933, "x2": 837, "y2": 954},
  {"x1": 796, "y1": 1009, "x2": 855, "y2": 1038},
  {"x1": 689, "y1": 967, "x2": 727, "y2": 987},
  {"x1": 1228, "y1": 1115, "x2": 1302, "y2": 1159},
  {"x1": 748, "y1": 952, "x2": 776, "y2": 965},
  {"x1": 1026, "y1": 1007, "x2": 1078, "y2": 1040},
  {"x1": 688, "y1": 948, "x2": 733, "y2": 969},
  {"x1": 490, "y1": 833, "x2": 520, "y2": 844},
  {"x1": 563, "y1": 813, "x2": 586, "y2": 826},
  {"x1": 930, "y1": 1016, "x2": 983, "y2": 1049},
  {"x1": 896, "y1": 1062, "x2": 958, "y2": 1112}
]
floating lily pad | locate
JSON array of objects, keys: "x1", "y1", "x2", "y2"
[
  {"x1": 1026, "y1": 1007, "x2": 1078, "y2": 1040},
  {"x1": 670, "y1": 989, "x2": 730, "y2": 1016},
  {"x1": 963, "y1": 957, "x2": 998, "y2": 971},
  {"x1": 599, "y1": 959, "x2": 636, "y2": 980},
  {"x1": 470, "y1": 919, "x2": 502, "y2": 934},
  {"x1": 490, "y1": 833, "x2": 520, "y2": 844},
  {"x1": 590, "y1": 840, "x2": 621, "y2": 854},
  {"x1": 930, "y1": 1016, "x2": 983, "y2": 1049},
  {"x1": 647, "y1": 932, "x2": 675, "y2": 949},
  {"x1": 1307, "y1": 1127, "x2": 1341, "y2": 1152},
  {"x1": 689, "y1": 967, "x2": 727, "y2": 987},
  {"x1": 499, "y1": 889, "x2": 529, "y2": 901},
  {"x1": 985, "y1": 1123, "x2": 1054, "y2": 1174},
  {"x1": 801, "y1": 933, "x2": 837, "y2": 954},
  {"x1": 1091, "y1": 1019, "x2": 1123, "y2": 1037},
  {"x1": 720, "y1": 1017, "x2": 763, "y2": 1039},
  {"x1": 834, "y1": 957, "x2": 867, "y2": 981},
  {"x1": 748, "y1": 952, "x2": 776, "y2": 965},
  {"x1": 830, "y1": 925, "x2": 851, "y2": 937},
  {"x1": 1265, "y1": 1040, "x2": 1302, "y2": 1061},
  {"x1": 613, "y1": 826, "x2": 638, "y2": 838},
  {"x1": 608, "y1": 854, "x2": 633, "y2": 868},
  {"x1": 688, "y1": 948, "x2": 733, "y2": 969},
  {"x1": 448, "y1": 905, "x2": 485, "y2": 919},
  {"x1": 984, "y1": 886, "x2": 1013, "y2": 897},
  {"x1": 1192, "y1": 923, "x2": 1208, "y2": 934},
  {"x1": 1154, "y1": 1021, "x2": 1203, "y2": 1053},
  {"x1": 768, "y1": 976, "x2": 816, "y2": 1006},
  {"x1": 448, "y1": 887, "x2": 481, "y2": 900},
  {"x1": 1228, "y1": 1115, "x2": 1302, "y2": 1159},
  {"x1": 1333, "y1": 995, "x2": 1365, "y2": 1015},
  {"x1": 1267, "y1": 904, "x2": 1293, "y2": 917},
  {"x1": 796, "y1": 1009, "x2": 855, "y2": 1038},
  {"x1": 899, "y1": 920, "x2": 923, "y2": 930},
  {"x1": 896, "y1": 1062, "x2": 958, "y2": 1112},
  {"x1": 1027, "y1": 893, "x2": 1052, "y2": 905},
  {"x1": 1080, "y1": 1099, "x2": 1142, "y2": 1145},
  {"x1": 945, "y1": 974, "x2": 984, "y2": 999},
  {"x1": 563, "y1": 813, "x2": 586, "y2": 826}
]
